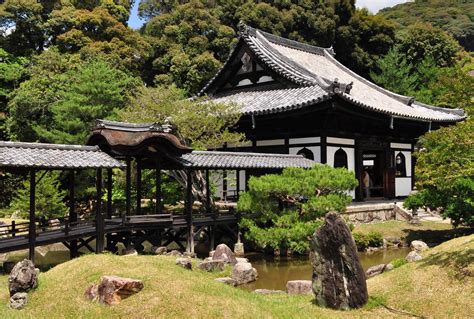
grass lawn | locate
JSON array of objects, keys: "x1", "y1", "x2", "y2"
[
  {"x1": 353, "y1": 220, "x2": 472, "y2": 244},
  {"x1": 0, "y1": 234, "x2": 472, "y2": 318}
]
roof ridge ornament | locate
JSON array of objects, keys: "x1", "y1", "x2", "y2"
[
  {"x1": 328, "y1": 78, "x2": 353, "y2": 94},
  {"x1": 238, "y1": 21, "x2": 249, "y2": 37}
]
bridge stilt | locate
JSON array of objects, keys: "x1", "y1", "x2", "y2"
[
  {"x1": 96, "y1": 168, "x2": 104, "y2": 253},
  {"x1": 28, "y1": 169, "x2": 36, "y2": 262}
]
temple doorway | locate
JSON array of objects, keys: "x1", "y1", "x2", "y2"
[{"x1": 361, "y1": 151, "x2": 384, "y2": 200}]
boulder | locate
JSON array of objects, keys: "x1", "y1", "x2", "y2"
[
  {"x1": 310, "y1": 212, "x2": 368, "y2": 310},
  {"x1": 286, "y1": 280, "x2": 312, "y2": 295},
  {"x1": 253, "y1": 289, "x2": 285, "y2": 294},
  {"x1": 198, "y1": 260, "x2": 225, "y2": 272},
  {"x1": 231, "y1": 262, "x2": 257, "y2": 285},
  {"x1": 8, "y1": 259, "x2": 38, "y2": 296},
  {"x1": 410, "y1": 240, "x2": 429, "y2": 252},
  {"x1": 176, "y1": 257, "x2": 192, "y2": 270},
  {"x1": 121, "y1": 247, "x2": 138, "y2": 256},
  {"x1": 384, "y1": 236, "x2": 402, "y2": 247},
  {"x1": 215, "y1": 277, "x2": 237, "y2": 286},
  {"x1": 365, "y1": 263, "x2": 393, "y2": 278},
  {"x1": 406, "y1": 251, "x2": 422, "y2": 263},
  {"x1": 9, "y1": 292, "x2": 28, "y2": 310},
  {"x1": 234, "y1": 243, "x2": 245, "y2": 257},
  {"x1": 85, "y1": 276, "x2": 143, "y2": 305},
  {"x1": 213, "y1": 244, "x2": 237, "y2": 265},
  {"x1": 151, "y1": 246, "x2": 167, "y2": 255},
  {"x1": 167, "y1": 250, "x2": 183, "y2": 257},
  {"x1": 209, "y1": 250, "x2": 215, "y2": 257},
  {"x1": 236, "y1": 257, "x2": 249, "y2": 264}
]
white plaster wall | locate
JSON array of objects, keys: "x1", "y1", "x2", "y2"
[
  {"x1": 396, "y1": 178, "x2": 412, "y2": 197},
  {"x1": 239, "y1": 170, "x2": 246, "y2": 192},
  {"x1": 327, "y1": 146, "x2": 355, "y2": 172},
  {"x1": 390, "y1": 142, "x2": 411, "y2": 150},
  {"x1": 289, "y1": 146, "x2": 321, "y2": 163}
]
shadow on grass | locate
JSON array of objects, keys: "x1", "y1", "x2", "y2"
[{"x1": 402, "y1": 227, "x2": 473, "y2": 245}]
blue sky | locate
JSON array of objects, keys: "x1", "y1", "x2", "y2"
[{"x1": 127, "y1": 0, "x2": 409, "y2": 29}]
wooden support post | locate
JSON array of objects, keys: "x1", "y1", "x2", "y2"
[
  {"x1": 124, "y1": 157, "x2": 131, "y2": 223},
  {"x1": 69, "y1": 170, "x2": 78, "y2": 258},
  {"x1": 106, "y1": 168, "x2": 113, "y2": 219},
  {"x1": 96, "y1": 168, "x2": 104, "y2": 253},
  {"x1": 155, "y1": 165, "x2": 162, "y2": 214},
  {"x1": 205, "y1": 170, "x2": 211, "y2": 216},
  {"x1": 28, "y1": 170, "x2": 36, "y2": 261},
  {"x1": 222, "y1": 170, "x2": 227, "y2": 201},
  {"x1": 236, "y1": 169, "x2": 240, "y2": 201},
  {"x1": 136, "y1": 159, "x2": 142, "y2": 215},
  {"x1": 209, "y1": 225, "x2": 215, "y2": 251},
  {"x1": 186, "y1": 171, "x2": 194, "y2": 253}
]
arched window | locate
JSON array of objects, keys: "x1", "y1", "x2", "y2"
[
  {"x1": 395, "y1": 152, "x2": 406, "y2": 177},
  {"x1": 334, "y1": 148, "x2": 348, "y2": 168},
  {"x1": 297, "y1": 147, "x2": 314, "y2": 160}
]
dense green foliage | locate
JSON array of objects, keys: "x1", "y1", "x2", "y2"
[
  {"x1": 10, "y1": 172, "x2": 68, "y2": 220},
  {"x1": 237, "y1": 165, "x2": 358, "y2": 253},
  {"x1": 380, "y1": 0, "x2": 474, "y2": 51},
  {"x1": 404, "y1": 119, "x2": 474, "y2": 227},
  {"x1": 352, "y1": 231, "x2": 384, "y2": 251}
]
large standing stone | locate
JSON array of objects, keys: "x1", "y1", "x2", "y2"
[
  {"x1": 198, "y1": 260, "x2": 225, "y2": 272},
  {"x1": 212, "y1": 244, "x2": 237, "y2": 265},
  {"x1": 85, "y1": 276, "x2": 144, "y2": 305},
  {"x1": 410, "y1": 240, "x2": 428, "y2": 252},
  {"x1": 231, "y1": 262, "x2": 258, "y2": 285},
  {"x1": 310, "y1": 212, "x2": 368, "y2": 310},
  {"x1": 286, "y1": 280, "x2": 312, "y2": 295},
  {"x1": 8, "y1": 259, "x2": 38, "y2": 296},
  {"x1": 9, "y1": 292, "x2": 28, "y2": 310}
]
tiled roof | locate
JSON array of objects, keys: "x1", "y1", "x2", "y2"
[
  {"x1": 0, "y1": 141, "x2": 125, "y2": 169},
  {"x1": 180, "y1": 151, "x2": 316, "y2": 169},
  {"x1": 211, "y1": 86, "x2": 331, "y2": 115},
  {"x1": 202, "y1": 25, "x2": 465, "y2": 123}
]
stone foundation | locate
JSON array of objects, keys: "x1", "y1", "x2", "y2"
[{"x1": 343, "y1": 203, "x2": 412, "y2": 224}]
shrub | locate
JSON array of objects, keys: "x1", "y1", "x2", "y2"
[
  {"x1": 352, "y1": 231, "x2": 384, "y2": 251},
  {"x1": 390, "y1": 258, "x2": 407, "y2": 269}
]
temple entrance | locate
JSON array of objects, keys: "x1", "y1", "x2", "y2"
[{"x1": 361, "y1": 151, "x2": 385, "y2": 200}]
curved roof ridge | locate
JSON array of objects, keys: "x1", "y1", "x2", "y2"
[
  {"x1": 322, "y1": 51, "x2": 416, "y2": 106},
  {"x1": 246, "y1": 25, "x2": 334, "y2": 56},
  {"x1": 412, "y1": 101, "x2": 465, "y2": 117},
  {"x1": 190, "y1": 150, "x2": 310, "y2": 158},
  {"x1": 0, "y1": 141, "x2": 100, "y2": 152}
]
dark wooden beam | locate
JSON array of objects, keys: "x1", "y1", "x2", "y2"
[
  {"x1": 28, "y1": 169, "x2": 36, "y2": 261},
  {"x1": 136, "y1": 159, "x2": 142, "y2": 215},
  {"x1": 125, "y1": 157, "x2": 131, "y2": 223},
  {"x1": 320, "y1": 135, "x2": 327, "y2": 164},
  {"x1": 96, "y1": 168, "x2": 104, "y2": 253},
  {"x1": 205, "y1": 170, "x2": 211, "y2": 215},
  {"x1": 236, "y1": 170, "x2": 240, "y2": 201},
  {"x1": 69, "y1": 170, "x2": 78, "y2": 258},
  {"x1": 107, "y1": 168, "x2": 113, "y2": 219},
  {"x1": 186, "y1": 171, "x2": 194, "y2": 253}
]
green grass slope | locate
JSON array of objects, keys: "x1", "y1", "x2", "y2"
[{"x1": 0, "y1": 234, "x2": 472, "y2": 318}]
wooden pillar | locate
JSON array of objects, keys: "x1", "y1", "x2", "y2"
[
  {"x1": 28, "y1": 170, "x2": 36, "y2": 261},
  {"x1": 205, "y1": 169, "x2": 211, "y2": 216},
  {"x1": 69, "y1": 170, "x2": 78, "y2": 258},
  {"x1": 320, "y1": 135, "x2": 327, "y2": 164},
  {"x1": 106, "y1": 168, "x2": 113, "y2": 219},
  {"x1": 96, "y1": 168, "x2": 104, "y2": 253},
  {"x1": 222, "y1": 170, "x2": 227, "y2": 201},
  {"x1": 354, "y1": 142, "x2": 363, "y2": 201},
  {"x1": 186, "y1": 171, "x2": 194, "y2": 253},
  {"x1": 209, "y1": 225, "x2": 215, "y2": 251},
  {"x1": 155, "y1": 165, "x2": 162, "y2": 214},
  {"x1": 236, "y1": 169, "x2": 240, "y2": 201},
  {"x1": 136, "y1": 159, "x2": 142, "y2": 215},
  {"x1": 124, "y1": 157, "x2": 131, "y2": 223}
]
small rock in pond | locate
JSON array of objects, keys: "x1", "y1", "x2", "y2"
[
  {"x1": 215, "y1": 277, "x2": 237, "y2": 286},
  {"x1": 286, "y1": 280, "x2": 312, "y2": 295},
  {"x1": 9, "y1": 292, "x2": 28, "y2": 310},
  {"x1": 213, "y1": 244, "x2": 237, "y2": 265},
  {"x1": 85, "y1": 276, "x2": 144, "y2": 305},
  {"x1": 234, "y1": 243, "x2": 245, "y2": 257},
  {"x1": 406, "y1": 251, "x2": 423, "y2": 262},
  {"x1": 8, "y1": 259, "x2": 38, "y2": 296},
  {"x1": 253, "y1": 289, "x2": 285, "y2": 294},
  {"x1": 410, "y1": 240, "x2": 428, "y2": 252},
  {"x1": 231, "y1": 262, "x2": 257, "y2": 285},
  {"x1": 176, "y1": 257, "x2": 192, "y2": 270},
  {"x1": 198, "y1": 260, "x2": 224, "y2": 272},
  {"x1": 152, "y1": 246, "x2": 167, "y2": 255}
]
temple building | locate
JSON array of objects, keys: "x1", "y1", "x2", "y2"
[{"x1": 198, "y1": 25, "x2": 465, "y2": 201}]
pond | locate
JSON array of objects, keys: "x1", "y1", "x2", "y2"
[{"x1": 240, "y1": 247, "x2": 411, "y2": 291}]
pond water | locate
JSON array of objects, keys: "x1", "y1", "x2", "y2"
[{"x1": 240, "y1": 247, "x2": 411, "y2": 291}]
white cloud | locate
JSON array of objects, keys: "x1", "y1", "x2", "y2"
[{"x1": 356, "y1": 0, "x2": 411, "y2": 13}]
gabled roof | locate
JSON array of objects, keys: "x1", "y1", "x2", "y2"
[
  {"x1": 0, "y1": 141, "x2": 125, "y2": 169},
  {"x1": 180, "y1": 151, "x2": 316, "y2": 169},
  {"x1": 201, "y1": 25, "x2": 465, "y2": 123}
]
